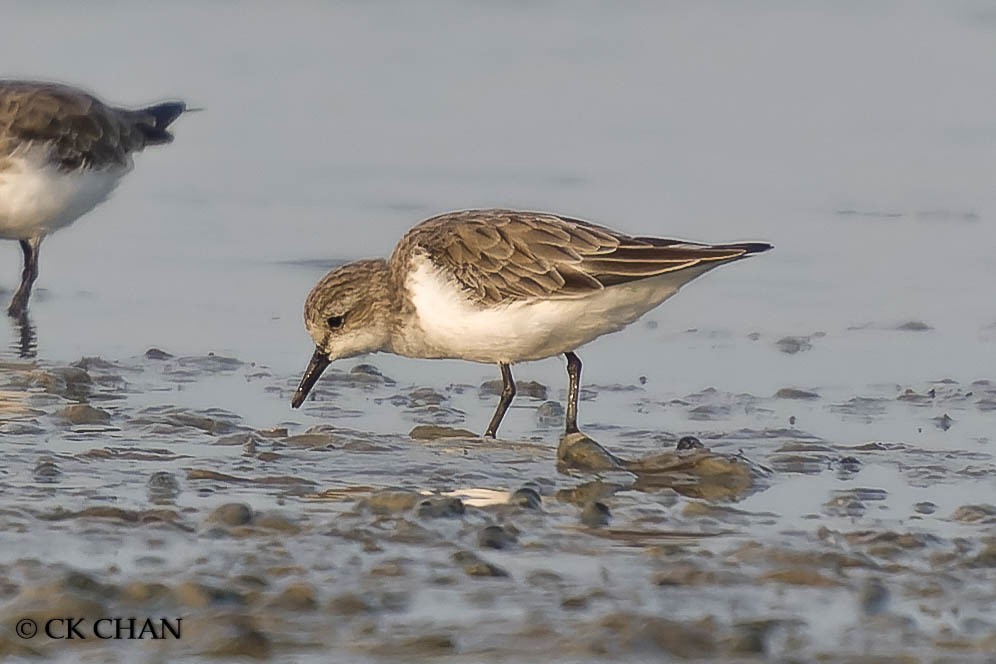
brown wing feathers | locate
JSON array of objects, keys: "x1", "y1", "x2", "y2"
[{"x1": 405, "y1": 210, "x2": 770, "y2": 304}]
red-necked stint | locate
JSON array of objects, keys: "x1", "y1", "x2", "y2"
[
  {"x1": 0, "y1": 80, "x2": 186, "y2": 316},
  {"x1": 291, "y1": 209, "x2": 772, "y2": 437}
]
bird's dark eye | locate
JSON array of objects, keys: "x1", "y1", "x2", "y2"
[{"x1": 327, "y1": 314, "x2": 345, "y2": 329}]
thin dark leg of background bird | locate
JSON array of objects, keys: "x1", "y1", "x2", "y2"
[
  {"x1": 565, "y1": 351, "x2": 582, "y2": 434},
  {"x1": 8, "y1": 238, "x2": 41, "y2": 317},
  {"x1": 484, "y1": 362, "x2": 516, "y2": 438}
]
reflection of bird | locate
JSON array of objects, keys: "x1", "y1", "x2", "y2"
[
  {"x1": 1, "y1": 80, "x2": 186, "y2": 316},
  {"x1": 291, "y1": 209, "x2": 772, "y2": 437},
  {"x1": 8, "y1": 310, "x2": 36, "y2": 359}
]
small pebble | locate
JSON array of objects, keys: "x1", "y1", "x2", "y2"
[
  {"x1": 839, "y1": 456, "x2": 862, "y2": 472},
  {"x1": 206, "y1": 503, "x2": 254, "y2": 527},
  {"x1": 147, "y1": 471, "x2": 181, "y2": 503},
  {"x1": 269, "y1": 583, "x2": 318, "y2": 611},
  {"x1": 33, "y1": 457, "x2": 61, "y2": 481},
  {"x1": 55, "y1": 404, "x2": 111, "y2": 425},
  {"x1": 535, "y1": 400, "x2": 564, "y2": 425},
  {"x1": 451, "y1": 550, "x2": 509, "y2": 577},
  {"x1": 145, "y1": 347, "x2": 174, "y2": 360},
  {"x1": 676, "y1": 436, "x2": 704, "y2": 451},
  {"x1": 478, "y1": 525, "x2": 517, "y2": 550},
  {"x1": 508, "y1": 487, "x2": 542, "y2": 510},
  {"x1": 416, "y1": 497, "x2": 466, "y2": 519},
  {"x1": 860, "y1": 578, "x2": 890, "y2": 615},
  {"x1": 580, "y1": 501, "x2": 611, "y2": 527}
]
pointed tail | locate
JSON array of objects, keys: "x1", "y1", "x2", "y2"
[{"x1": 133, "y1": 101, "x2": 187, "y2": 145}]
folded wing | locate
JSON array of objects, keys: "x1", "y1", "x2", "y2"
[{"x1": 398, "y1": 209, "x2": 771, "y2": 305}]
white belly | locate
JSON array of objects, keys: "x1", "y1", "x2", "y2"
[
  {"x1": 397, "y1": 256, "x2": 719, "y2": 364},
  {"x1": 0, "y1": 148, "x2": 129, "y2": 240}
]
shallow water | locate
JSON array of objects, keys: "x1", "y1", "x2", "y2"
[{"x1": 2, "y1": 2, "x2": 995, "y2": 662}]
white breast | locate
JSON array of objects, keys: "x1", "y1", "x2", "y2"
[
  {"x1": 0, "y1": 147, "x2": 129, "y2": 240},
  {"x1": 396, "y1": 255, "x2": 718, "y2": 364}
]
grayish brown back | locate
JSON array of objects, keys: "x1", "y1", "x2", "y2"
[
  {"x1": 0, "y1": 80, "x2": 184, "y2": 171},
  {"x1": 391, "y1": 209, "x2": 772, "y2": 305}
]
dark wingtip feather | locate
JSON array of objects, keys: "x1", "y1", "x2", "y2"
[
  {"x1": 145, "y1": 101, "x2": 186, "y2": 128},
  {"x1": 723, "y1": 242, "x2": 773, "y2": 255},
  {"x1": 136, "y1": 100, "x2": 187, "y2": 144}
]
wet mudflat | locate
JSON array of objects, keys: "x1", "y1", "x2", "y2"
[
  {"x1": 3, "y1": 1, "x2": 996, "y2": 661},
  {"x1": 0, "y1": 337, "x2": 993, "y2": 662}
]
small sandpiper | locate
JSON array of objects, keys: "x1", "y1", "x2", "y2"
[
  {"x1": 292, "y1": 209, "x2": 772, "y2": 438},
  {"x1": 0, "y1": 80, "x2": 186, "y2": 316}
]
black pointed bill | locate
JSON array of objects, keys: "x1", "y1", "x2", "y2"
[{"x1": 291, "y1": 347, "x2": 332, "y2": 408}]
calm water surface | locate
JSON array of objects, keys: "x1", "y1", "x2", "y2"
[{"x1": 1, "y1": 2, "x2": 994, "y2": 662}]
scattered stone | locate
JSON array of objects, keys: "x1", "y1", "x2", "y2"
[
  {"x1": 561, "y1": 595, "x2": 589, "y2": 610},
  {"x1": 557, "y1": 432, "x2": 624, "y2": 471},
  {"x1": 967, "y1": 543, "x2": 996, "y2": 568},
  {"x1": 451, "y1": 550, "x2": 509, "y2": 577},
  {"x1": 253, "y1": 513, "x2": 301, "y2": 534},
  {"x1": 824, "y1": 494, "x2": 866, "y2": 517},
  {"x1": 775, "y1": 387, "x2": 820, "y2": 400},
  {"x1": 580, "y1": 502, "x2": 611, "y2": 527},
  {"x1": 508, "y1": 487, "x2": 542, "y2": 510},
  {"x1": 120, "y1": 582, "x2": 171, "y2": 603},
  {"x1": 416, "y1": 497, "x2": 466, "y2": 519},
  {"x1": 759, "y1": 568, "x2": 841, "y2": 587},
  {"x1": 896, "y1": 320, "x2": 932, "y2": 332},
  {"x1": 914, "y1": 501, "x2": 937, "y2": 515},
  {"x1": 173, "y1": 581, "x2": 246, "y2": 608},
  {"x1": 951, "y1": 504, "x2": 996, "y2": 524},
  {"x1": 409, "y1": 424, "x2": 478, "y2": 440},
  {"x1": 362, "y1": 490, "x2": 421, "y2": 514},
  {"x1": 478, "y1": 525, "x2": 517, "y2": 550},
  {"x1": 283, "y1": 432, "x2": 335, "y2": 447},
  {"x1": 32, "y1": 457, "x2": 61, "y2": 481},
  {"x1": 775, "y1": 336, "x2": 812, "y2": 354},
  {"x1": 206, "y1": 503, "x2": 254, "y2": 527},
  {"x1": 859, "y1": 577, "x2": 890, "y2": 615},
  {"x1": 375, "y1": 633, "x2": 456, "y2": 656},
  {"x1": 590, "y1": 613, "x2": 718, "y2": 659},
  {"x1": 145, "y1": 348, "x2": 174, "y2": 360},
  {"x1": 54, "y1": 404, "x2": 110, "y2": 425},
  {"x1": 536, "y1": 400, "x2": 564, "y2": 425},
  {"x1": 176, "y1": 353, "x2": 243, "y2": 372},
  {"x1": 199, "y1": 616, "x2": 270, "y2": 659},
  {"x1": 147, "y1": 471, "x2": 180, "y2": 503},
  {"x1": 268, "y1": 583, "x2": 317, "y2": 611},
  {"x1": 408, "y1": 387, "x2": 447, "y2": 406},
  {"x1": 838, "y1": 456, "x2": 862, "y2": 472},
  {"x1": 627, "y1": 451, "x2": 759, "y2": 502},
  {"x1": 479, "y1": 379, "x2": 547, "y2": 400},
  {"x1": 328, "y1": 592, "x2": 375, "y2": 615},
  {"x1": 652, "y1": 562, "x2": 741, "y2": 587},
  {"x1": 349, "y1": 363, "x2": 394, "y2": 384},
  {"x1": 676, "y1": 436, "x2": 704, "y2": 450}
]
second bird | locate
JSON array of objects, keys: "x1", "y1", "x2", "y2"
[
  {"x1": 0, "y1": 80, "x2": 186, "y2": 316},
  {"x1": 292, "y1": 209, "x2": 772, "y2": 438}
]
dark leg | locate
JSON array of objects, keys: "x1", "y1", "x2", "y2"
[
  {"x1": 484, "y1": 363, "x2": 516, "y2": 438},
  {"x1": 565, "y1": 351, "x2": 582, "y2": 434},
  {"x1": 8, "y1": 238, "x2": 42, "y2": 317}
]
